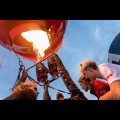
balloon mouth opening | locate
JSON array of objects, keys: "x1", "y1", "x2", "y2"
[{"x1": 9, "y1": 23, "x2": 50, "y2": 61}]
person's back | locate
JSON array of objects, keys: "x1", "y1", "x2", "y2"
[
  {"x1": 90, "y1": 80, "x2": 110, "y2": 99},
  {"x1": 99, "y1": 63, "x2": 120, "y2": 84}
]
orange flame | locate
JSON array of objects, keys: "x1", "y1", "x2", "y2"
[{"x1": 21, "y1": 30, "x2": 50, "y2": 61}]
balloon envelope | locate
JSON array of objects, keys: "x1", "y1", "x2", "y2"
[
  {"x1": 108, "y1": 32, "x2": 120, "y2": 65},
  {"x1": 0, "y1": 20, "x2": 68, "y2": 62}
]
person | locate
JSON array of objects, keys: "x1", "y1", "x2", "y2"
[
  {"x1": 78, "y1": 75, "x2": 110, "y2": 99},
  {"x1": 3, "y1": 70, "x2": 39, "y2": 100},
  {"x1": 56, "y1": 92, "x2": 64, "y2": 100},
  {"x1": 3, "y1": 81, "x2": 39, "y2": 100},
  {"x1": 56, "y1": 92, "x2": 71, "y2": 100},
  {"x1": 80, "y1": 60, "x2": 120, "y2": 100}
]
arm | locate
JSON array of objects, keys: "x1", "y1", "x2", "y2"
[
  {"x1": 43, "y1": 82, "x2": 51, "y2": 100},
  {"x1": 99, "y1": 91, "x2": 114, "y2": 100},
  {"x1": 53, "y1": 54, "x2": 87, "y2": 100}
]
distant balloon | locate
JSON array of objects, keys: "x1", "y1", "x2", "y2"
[
  {"x1": 0, "y1": 20, "x2": 68, "y2": 62},
  {"x1": 108, "y1": 32, "x2": 120, "y2": 65}
]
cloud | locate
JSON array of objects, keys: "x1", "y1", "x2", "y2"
[
  {"x1": 60, "y1": 38, "x2": 82, "y2": 56},
  {"x1": 91, "y1": 25, "x2": 101, "y2": 41}
]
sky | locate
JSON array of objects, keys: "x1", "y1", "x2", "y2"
[{"x1": 0, "y1": 20, "x2": 120, "y2": 100}]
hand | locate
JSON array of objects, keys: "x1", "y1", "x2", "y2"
[
  {"x1": 22, "y1": 70, "x2": 28, "y2": 78},
  {"x1": 20, "y1": 70, "x2": 28, "y2": 82},
  {"x1": 44, "y1": 81, "x2": 50, "y2": 89}
]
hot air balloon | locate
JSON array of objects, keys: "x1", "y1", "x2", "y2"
[
  {"x1": 0, "y1": 20, "x2": 70, "y2": 95},
  {"x1": 0, "y1": 20, "x2": 68, "y2": 62},
  {"x1": 108, "y1": 32, "x2": 120, "y2": 65}
]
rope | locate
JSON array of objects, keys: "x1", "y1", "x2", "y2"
[
  {"x1": 0, "y1": 48, "x2": 6, "y2": 69},
  {"x1": 10, "y1": 51, "x2": 14, "y2": 94},
  {"x1": 28, "y1": 75, "x2": 70, "y2": 94},
  {"x1": 48, "y1": 86, "x2": 70, "y2": 94},
  {"x1": 10, "y1": 48, "x2": 26, "y2": 91},
  {"x1": 2, "y1": 42, "x2": 26, "y2": 91},
  {"x1": 28, "y1": 75, "x2": 43, "y2": 87}
]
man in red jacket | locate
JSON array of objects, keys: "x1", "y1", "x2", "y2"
[{"x1": 78, "y1": 75, "x2": 110, "y2": 99}]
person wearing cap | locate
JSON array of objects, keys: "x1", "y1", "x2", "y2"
[
  {"x1": 56, "y1": 92, "x2": 65, "y2": 100},
  {"x1": 80, "y1": 60, "x2": 120, "y2": 100},
  {"x1": 56, "y1": 92, "x2": 72, "y2": 100},
  {"x1": 78, "y1": 75, "x2": 110, "y2": 99}
]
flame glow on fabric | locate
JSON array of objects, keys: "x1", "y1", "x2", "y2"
[{"x1": 0, "y1": 20, "x2": 68, "y2": 62}]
